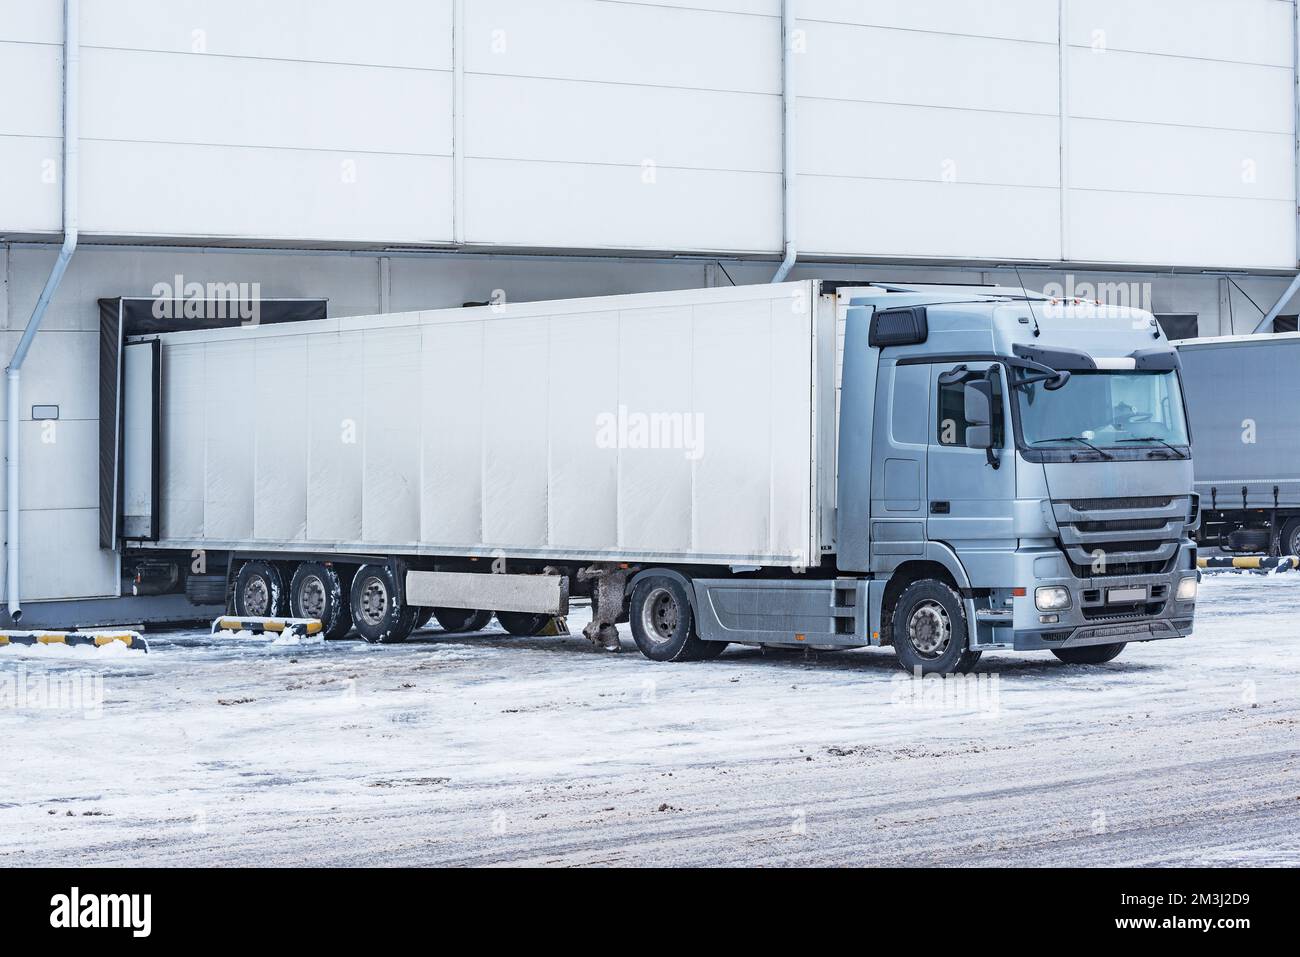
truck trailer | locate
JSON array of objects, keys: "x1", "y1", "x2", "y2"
[
  {"x1": 107, "y1": 280, "x2": 1199, "y2": 673},
  {"x1": 1175, "y1": 333, "x2": 1300, "y2": 555}
]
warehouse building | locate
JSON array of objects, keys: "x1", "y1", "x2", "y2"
[{"x1": 2, "y1": 0, "x2": 1298, "y2": 623}]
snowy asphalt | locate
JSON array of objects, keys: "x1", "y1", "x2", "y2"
[{"x1": 1, "y1": 572, "x2": 1297, "y2": 866}]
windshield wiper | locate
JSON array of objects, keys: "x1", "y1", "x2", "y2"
[
  {"x1": 1115, "y1": 436, "x2": 1188, "y2": 459},
  {"x1": 1029, "y1": 436, "x2": 1112, "y2": 460},
  {"x1": 1032, "y1": 436, "x2": 1114, "y2": 459}
]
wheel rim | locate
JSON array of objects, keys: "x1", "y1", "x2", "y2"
[
  {"x1": 640, "y1": 587, "x2": 680, "y2": 645},
  {"x1": 907, "y1": 599, "x2": 951, "y2": 659},
  {"x1": 298, "y1": 574, "x2": 326, "y2": 619},
  {"x1": 358, "y1": 576, "x2": 389, "y2": 627},
  {"x1": 242, "y1": 577, "x2": 269, "y2": 616}
]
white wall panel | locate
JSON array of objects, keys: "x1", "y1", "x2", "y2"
[
  {"x1": 466, "y1": 74, "x2": 778, "y2": 172},
  {"x1": 0, "y1": 136, "x2": 62, "y2": 233},
  {"x1": 803, "y1": 0, "x2": 1057, "y2": 43},
  {"x1": 1070, "y1": 121, "x2": 1293, "y2": 200},
  {"x1": 1069, "y1": 191, "x2": 1295, "y2": 270},
  {"x1": 800, "y1": 99, "x2": 1059, "y2": 187},
  {"x1": 464, "y1": 158, "x2": 779, "y2": 252},
  {"x1": 81, "y1": 141, "x2": 452, "y2": 242},
  {"x1": 800, "y1": 21, "x2": 1059, "y2": 115},
  {"x1": 802, "y1": 176, "x2": 1061, "y2": 261},
  {"x1": 83, "y1": 48, "x2": 453, "y2": 156},
  {"x1": 465, "y1": 0, "x2": 778, "y2": 93},
  {"x1": 81, "y1": 0, "x2": 453, "y2": 70},
  {"x1": 1068, "y1": 0, "x2": 1293, "y2": 66},
  {"x1": 0, "y1": 40, "x2": 62, "y2": 136},
  {"x1": 1069, "y1": 47, "x2": 1292, "y2": 133}
]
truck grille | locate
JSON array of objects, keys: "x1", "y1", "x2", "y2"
[
  {"x1": 1070, "y1": 496, "x2": 1172, "y2": 511},
  {"x1": 1052, "y1": 495, "x2": 1188, "y2": 579}
]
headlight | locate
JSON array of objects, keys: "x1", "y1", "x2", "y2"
[
  {"x1": 1035, "y1": 586, "x2": 1071, "y2": 611},
  {"x1": 1176, "y1": 577, "x2": 1198, "y2": 601}
]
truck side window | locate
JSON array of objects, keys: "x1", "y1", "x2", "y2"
[{"x1": 938, "y1": 370, "x2": 1004, "y2": 447}]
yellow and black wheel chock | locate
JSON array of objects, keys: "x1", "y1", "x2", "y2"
[
  {"x1": 0, "y1": 630, "x2": 148, "y2": 652},
  {"x1": 211, "y1": 616, "x2": 323, "y2": 639}
]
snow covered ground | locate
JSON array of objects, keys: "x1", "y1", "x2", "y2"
[{"x1": 1, "y1": 571, "x2": 1297, "y2": 867}]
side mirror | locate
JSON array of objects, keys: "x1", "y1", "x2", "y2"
[
  {"x1": 964, "y1": 379, "x2": 993, "y2": 427},
  {"x1": 966, "y1": 425, "x2": 993, "y2": 450}
]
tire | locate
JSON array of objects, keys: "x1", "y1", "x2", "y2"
[
  {"x1": 289, "y1": 562, "x2": 352, "y2": 639},
  {"x1": 495, "y1": 611, "x2": 552, "y2": 637},
  {"x1": 432, "y1": 607, "x2": 494, "y2": 633},
  {"x1": 232, "y1": 561, "x2": 285, "y2": 618},
  {"x1": 349, "y1": 563, "x2": 411, "y2": 644},
  {"x1": 889, "y1": 579, "x2": 982, "y2": 675},
  {"x1": 1052, "y1": 643, "x2": 1126, "y2": 665},
  {"x1": 628, "y1": 575, "x2": 712, "y2": 662},
  {"x1": 1279, "y1": 518, "x2": 1300, "y2": 557}
]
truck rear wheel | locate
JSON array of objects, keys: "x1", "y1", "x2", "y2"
[
  {"x1": 1051, "y1": 643, "x2": 1125, "y2": 665},
  {"x1": 1279, "y1": 518, "x2": 1300, "y2": 557},
  {"x1": 495, "y1": 611, "x2": 551, "y2": 637},
  {"x1": 290, "y1": 562, "x2": 352, "y2": 639},
  {"x1": 433, "y1": 607, "x2": 494, "y2": 633},
  {"x1": 628, "y1": 575, "x2": 713, "y2": 662},
  {"x1": 889, "y1": 579, "x2": 982, "y2": 675},
  {"x1": 349, "y1": 563, "x2": 412, "y2": 643},
  {"x1": 233, "y1": 561, "x2": 285, "y2": 618}
]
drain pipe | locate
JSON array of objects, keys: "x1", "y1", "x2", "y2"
[
  {"x1": 771, "y1": 0, "x2": 798, "y2": 283},
  {"x1": 1252, "y1": 272, "x2": 1300, "y2": 334},
  {"x1": 7, "y1": 0, "x2": 78, "y2": 622}
]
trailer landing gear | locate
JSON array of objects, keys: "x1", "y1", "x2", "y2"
[{"x1": 578, "y1": 565, "x2": 629, "y2": 652}]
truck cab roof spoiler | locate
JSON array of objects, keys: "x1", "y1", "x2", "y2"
[{"x1": 1014, "y1": 343, "x2": 1180, "y2": 373}]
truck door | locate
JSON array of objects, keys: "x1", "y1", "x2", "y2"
[
  {"x1": 926, "y1": 362, "x2": 1016, "y2": 557},
  {"x1": 869, "y1": 360, "x2": 931, "y2": 563}
]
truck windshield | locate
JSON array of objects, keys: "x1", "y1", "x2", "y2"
[{"x1": 1016, "y1": 370, "x2": 1189, "y2": 450}]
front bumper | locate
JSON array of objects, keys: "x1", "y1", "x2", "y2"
[{"x1": 981, "y1": 542, "x2": 1197, "y2": 651}]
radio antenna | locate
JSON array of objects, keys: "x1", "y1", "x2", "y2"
[{"x1": 1013, "y1": 264, "x2": 1042, "y2": 338}]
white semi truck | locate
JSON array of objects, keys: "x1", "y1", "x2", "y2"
[{"x1": 109, "y1": 280, "x2": 1199, "y2": 673}]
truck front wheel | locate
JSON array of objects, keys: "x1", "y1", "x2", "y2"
[
  {"x1": 1051, "y1": 643, "x2": 1125, "y2": 665},
  {"x1": 628, "y1": 575, "x2": 714, "y2": 662},
  {"x1": 890, "y1": 579, "x2": 982, "y2": 675},
  {"x1": 349, "y1": 564, "x2": 413, "y2": 643}
]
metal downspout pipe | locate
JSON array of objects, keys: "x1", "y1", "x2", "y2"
[
  {"x1": 6, "y1": 0, "x2": 79, "y2": 622},
  {"x1": 1256, "y1": 3, "x2": 1300, "y2": 335},
  {"x1": 771, "y1": 0, "x2": 798, "y2": 283}
]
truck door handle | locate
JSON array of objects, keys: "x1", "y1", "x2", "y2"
[{"x1": 930, "y1": 501, "x2": 950, "y2": 514}]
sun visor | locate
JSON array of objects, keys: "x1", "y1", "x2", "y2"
[
  {"x1": 1130, "y1": 347, "x2": 1181, "y2": 371},
  {"x1": 1012, "y1": 342, "x2": 1097, "y2": 371}
]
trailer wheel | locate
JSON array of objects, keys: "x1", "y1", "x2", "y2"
[
  {"x1": 628, "y1": 575, "x2": 712, "y2": 662},
  {"x1": 349, "y1": 563, "x2": 410, "y2": 643},
  {"x1": 233, "y1": 561, "x2": 285, "y2": 618},
  {"x1": 495, "y1": 611, "x2": 551, "y2": 637},
  {"x1": 1051, "y1": 643, "x2": 1126, "y2": 665},
  {"x1": 889, "y1": 579, "x2": 982, "y2": 675},
  {"x1": 290, "y1": 562, "x2": 352, "y2": 639},
  {"x1": 1279, "y1": 518, "x2": 1300, "y2": 557},
  {"x1": 433, "y1": 608, "x2": 495, "y2": 633}
]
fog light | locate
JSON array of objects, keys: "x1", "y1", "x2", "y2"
[
  {"x1": 1176, "y1": 576, "x2": 1198, "y2": 601},
  {"x1": 1035, "y1": 586, "x2": 1071, "y2": 611}
]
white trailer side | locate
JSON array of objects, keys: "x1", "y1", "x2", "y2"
[{"x1": 128, "y1": 281, "x2": 833, "y2": 569}]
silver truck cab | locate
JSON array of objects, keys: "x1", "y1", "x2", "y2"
[{"x1": 838, "y1": 284, "x2": 1198, "y2": 671}]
